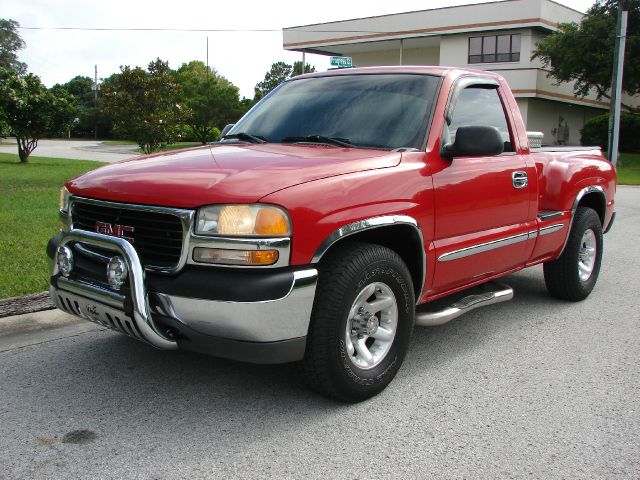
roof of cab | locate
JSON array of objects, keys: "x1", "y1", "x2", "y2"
[{"x1": 289, "y1": 65, "x2": 504, "y2": 82}]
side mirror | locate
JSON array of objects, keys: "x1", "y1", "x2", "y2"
[
  {"x1": 441, "y1": 125, "x2": 504, "y2": 159},
  {"x1": 220, "y1": 124, "x2": 235, "y2": 138}
]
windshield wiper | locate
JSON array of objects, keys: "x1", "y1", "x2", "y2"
[
  {"x1": 221, "y1": 132, "x2": 267, "y2": 144},
  {"x1": 281, "y1": 135, "x2": 354, "y2": 148}
]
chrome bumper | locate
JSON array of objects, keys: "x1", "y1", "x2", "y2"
[{"x1": 50, "y1": 230, "x2": 318, "y2": 360}]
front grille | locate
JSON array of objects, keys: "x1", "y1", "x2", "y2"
[{"x1": 71, "y1": 201, "x2": 184, "y2": 269}]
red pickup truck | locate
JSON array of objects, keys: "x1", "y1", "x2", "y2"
[{"x1": 48, "y1": 66, "x2": 616, "y2": 402}]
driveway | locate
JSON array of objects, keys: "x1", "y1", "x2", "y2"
[
  {"x1": 0, "y1": 138, "x2": 140, "y2": 163},
  {"x1": 0, "y1": 187, "x2": 638, "y2": 479}
]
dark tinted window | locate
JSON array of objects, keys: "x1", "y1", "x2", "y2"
[
  {"x1": 448, "y1": 87, "x2": 513, "y2": 152},
  {"x1": 469, "y1": 34, "x2": 521, "y2": 64},
  {"x1": 228, "y1": 74, "x2": 440, "y2": 150}
]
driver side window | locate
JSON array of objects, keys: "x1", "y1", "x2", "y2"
[{"x1": 448, "y1": 87, "x2": 514, "y2": 152}]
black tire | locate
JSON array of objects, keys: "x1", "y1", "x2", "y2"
[
  {"x1": 300, "y1": 242, "x2": 415, "y2": 402},
  {"x1": 543, "y1": 207, "x2": 603, "y2": 301}
]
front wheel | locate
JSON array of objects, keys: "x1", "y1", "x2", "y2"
[
  {"x1": 300, "y1": 242, "x2": 415, "y2": 402},
  {"x1": 543, "y1": 206, "x2": 603, "y2": 301}
]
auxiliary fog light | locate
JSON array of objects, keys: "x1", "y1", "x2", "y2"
[
  {"x1": 107, "y1": 256, "x2": 128, "y2": 290},
  {"x1": 56, "y1": 245, "x2": 74, "y2": 277},
  {"x1": 193, "y1": 247, "x2": 279, "y2": 266}
]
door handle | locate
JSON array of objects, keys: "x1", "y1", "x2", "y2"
[{"x1": 512, "y1": 171, "x2": 528, "y2": 189}]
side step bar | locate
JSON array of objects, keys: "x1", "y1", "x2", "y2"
[{"x1": 415, "y1": 282, "x2": 513, "y2": 327}]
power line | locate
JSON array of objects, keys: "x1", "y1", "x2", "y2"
[
  {"x1": 18, "y1": 26, "x2": 378, "y2": 33},
  {"x1": 17, "y1": 26, "x2": 638, "y2": 38}
]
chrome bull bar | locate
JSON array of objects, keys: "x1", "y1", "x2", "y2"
[{"x1": 52, "y1": 229, "x2": 178, "y2": 350}]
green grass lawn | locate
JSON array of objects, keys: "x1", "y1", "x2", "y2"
[
  {"x1": 617, "y1": 152, "x2": 640, "y2": 185},
  {"x1": 0, "y1": 153, "x2": 103, "y2": 299}
]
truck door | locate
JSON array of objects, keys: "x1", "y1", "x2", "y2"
[{"x1": 428, "y1": 80, "x2": 536, "y2": 293}]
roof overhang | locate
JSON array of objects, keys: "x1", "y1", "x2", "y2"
[{"x1": 283, "y1": 0, "x2": 583, "y2": 53}]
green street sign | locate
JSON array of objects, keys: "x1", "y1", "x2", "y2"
[{"x1": 330, "y1": 56, "x2": 353, "y2": 68}]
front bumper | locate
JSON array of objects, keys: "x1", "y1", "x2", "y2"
[{"x1": 48, "y1": 230, "x2": 317, "y2": 363}]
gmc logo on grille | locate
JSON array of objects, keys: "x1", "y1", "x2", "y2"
[{"x1": 95, "y1": 221, "x2": 135, "y2": 243}]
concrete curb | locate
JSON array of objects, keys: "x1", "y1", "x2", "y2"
[{"x1": 0, "y1": 292, "x2": 55, "y2": 319}]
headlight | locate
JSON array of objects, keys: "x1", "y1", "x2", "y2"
[
  {"x1": 59, "y1": 187, "x2": 70, "y2": 212},
  {"x1": 195, "y1": 204, "x2": 290, "y2": 237}
]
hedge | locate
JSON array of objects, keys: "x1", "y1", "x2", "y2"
[{"x1": 580, "y1": 112, "x2": 640, "y2": 152}]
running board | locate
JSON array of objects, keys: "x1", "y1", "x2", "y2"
[{"x1": 415, "y1": 282, "x2": 514, "y2": 327}]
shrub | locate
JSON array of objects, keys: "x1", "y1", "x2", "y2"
[
  {"x1": 175, "y1": 125, "x2": 220, "y2": 143},
  {"x1": 580, "y1": 112, "x2": 640, "y2": 152}
]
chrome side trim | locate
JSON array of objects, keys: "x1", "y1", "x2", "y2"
[
  {"x1": 557, "y1": 185, "x2": 606, "y2": 256},
  {"x1": 187, "y1": 235, "x2": 291, "y2": 268},
  {"x1": 311, "y1": 215, "x2": 426, "y2": 300},
  {"x1": 69, "y1": 196, "x2": 194, "y2": 275},
  {"x1": 537, "y1": 210, "x2": 563, "y2": 221},
  {"x1": 437, "y1": 231, "x2": 531, "y2": 262},
  {"x1": 312, "y1": 215, "x2": 421, "y2": 263},
  {"x1": 155, "y1": 268, "x2": 319, "y2": 342},
  {"x1": 539, "y1": 223, "x2": 565, "y2": 236},
  {"x1": 55, "y1": 229, "x2": 177, "y2": 350}
]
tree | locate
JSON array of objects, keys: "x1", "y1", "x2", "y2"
[
  {"x1": 254, "y1": 61, "x2": 292, "y2": 101},
  {"x1": 254, "y1": 61, "x2": 316, "y2": 102},
  {"x1": 0, "y1": 69, "x2": 76, "y2": 163},
  {"x1": 101, "y1": 59, "x2": 185, "y2": 153},
  {"x1": 532, "y1": 0, "x2": 640, "y2": 111},
  {"x1": 0, "y1": 19, "x2": 26, "y2": 74},
  {"x1": 53, "y1": 75, "x2": 114, "y2": 138},
  {"x1": 292, "y1": 61, "x2": 316, "y2": 77},
  {"x1": 176, "y1": 61, "x2": 242, "y2": 144}
]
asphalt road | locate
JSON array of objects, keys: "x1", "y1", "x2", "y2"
[{"x1": 1, "y1": 187, "x2": 638, "y2": 479}]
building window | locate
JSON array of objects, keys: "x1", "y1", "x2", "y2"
[{"x1": 468, "y1": 34, "x2": 521, "y2": 64}]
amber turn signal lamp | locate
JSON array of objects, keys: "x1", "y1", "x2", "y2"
[
  {"x1": 193, "y1": 247, "x2": 279, "y2": 266},
  {"x1": 255, "y1": 208, "x2": 290, "y2": 235}
]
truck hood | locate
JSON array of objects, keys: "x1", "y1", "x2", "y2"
[{"x1": 67, "y1": 144, "x2": 401, "y2": 208}]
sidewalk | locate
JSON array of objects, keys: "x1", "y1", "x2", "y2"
[{"x1": 0, "y1": 308, "x2": 99, "y2": 353}]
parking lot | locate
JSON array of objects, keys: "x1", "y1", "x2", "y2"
[{"x1": 0, "y1": 187, "x2": 638, "y2": 479}]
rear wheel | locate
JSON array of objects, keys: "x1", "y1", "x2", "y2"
[
  {"x1": 300, "y1": 242, "x2": 415, "y2": 402},
  {"x1": 543, "y1": 207, "x2": 603, "y2": 301}
]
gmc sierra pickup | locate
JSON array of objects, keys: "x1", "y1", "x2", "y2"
[{"x1": 47, "y1": 66, "x2": 616, "y2": 402}]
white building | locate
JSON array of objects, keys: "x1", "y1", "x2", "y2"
[{"x1": 283, "y1": 0, "x2": 636, "y2": 146}]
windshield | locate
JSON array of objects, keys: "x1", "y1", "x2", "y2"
[{"x1": 227, "y1": 74, "x2": 440, "y2": 150}]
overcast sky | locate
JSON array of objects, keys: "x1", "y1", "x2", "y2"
[{"x1": 5, "y1": 0, "x2": 595, "y2": 98}]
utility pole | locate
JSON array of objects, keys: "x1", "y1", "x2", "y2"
[
  {"x1": 206, "y1": 36, "x2": 209, "y2": 78},
  {"x1": 94, "y1": 65, "x2": 98, "y2": 140},
  {"x1": 607, "y1": 0, "x2": 629, "y2": 167}
]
